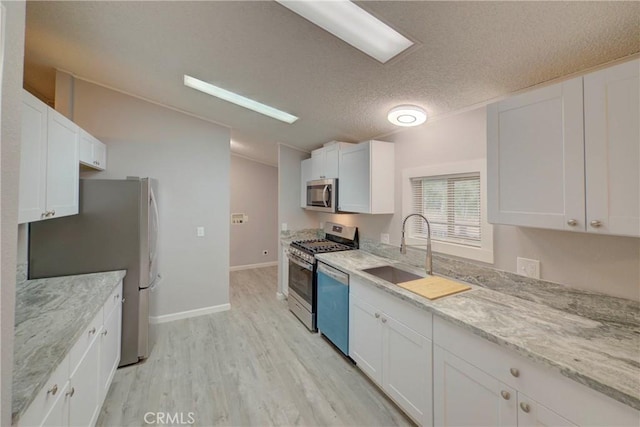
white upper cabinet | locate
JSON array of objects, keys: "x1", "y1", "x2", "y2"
[
  {"x1": 487, "y1": 78, "x2": 585, "y2": 231},
  {"x1": 79, "y1": 129, "x2": 107, "y2": 171},
  {"x1": 488, "y1": 59, "x2": 639, "y2": 237},
  {"x1": 584, "y1": 60, "x2": 639, "y2": 237},
  {"x1": 19, "y1": 91, "x2": 79, "y2": 223},
  {"x1": 310, "y1": 142, "x2": 350, "y2": 180},
  {"x1": 19, "y1": 91, "x2": 49, "y2": 223},
  {"x1": 338, "y1": 140, "x2": 395, "y2": 214}
]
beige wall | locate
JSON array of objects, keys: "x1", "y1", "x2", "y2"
[
  {"x1": 71, "y1": 79, "x2": 231, "y2": 317},
  {"x1": 320, "y1": 106, "x2": 639, "y2": 301},
  {"x1": 1, "y1": 1, "x2": 26, "y2": 424},
  {"x1": 230, "y1": 155, "x2": 278, "y2": 267}
]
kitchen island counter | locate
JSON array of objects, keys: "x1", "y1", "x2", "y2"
[
  {"x1": 316, "y1": 250, "x2": 640, "y2": 412},
  {"x1": 12, "y1": 269, "x2": 126, "y2": 424}
]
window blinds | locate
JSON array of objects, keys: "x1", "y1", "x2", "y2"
[{"x1": 410, "y1": 173, "x2": 481, "y2": 247}]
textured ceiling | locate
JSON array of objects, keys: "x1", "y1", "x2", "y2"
[{"x1": 24, "y1": 1, "x2": 640, "y2": 166}]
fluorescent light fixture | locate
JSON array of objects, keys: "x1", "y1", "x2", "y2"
[
  {"x1": 183, "y1": 75, "x2": 298, "y2": 124},
  {"x1": 276, "y1": 0, "x2": 413, "y2": 63},
  {"x1": 388, "y1": 105, "x2": 427, "y2": 127}
]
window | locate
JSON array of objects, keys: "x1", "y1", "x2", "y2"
[
  {"x1": 410, "y1": 173, "x2": 481, "y2": 247},
  {"x1": 402, "y1": 160, "x2": 493, "y2": 264}
]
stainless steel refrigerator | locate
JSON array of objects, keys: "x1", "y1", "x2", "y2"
[{"x1": 29, "y1": 177, "x2": 159, "y2": 366}]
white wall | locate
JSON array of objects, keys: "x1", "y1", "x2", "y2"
[
  {"x1": 71, "y1": 79, "x2": 231, "y2": 317},
  {"x1": 0, "y1": 1, "x2": 25, "y2": 424},
  {"x1": 230, "y1": 155, "x2": 278, "y2": 267},
  {"x1": 320, "y1": 106, "x2": 640, "y2": 301},
  {"x1": 277, "y1": 144, "x2": 316, "y2": 232}
]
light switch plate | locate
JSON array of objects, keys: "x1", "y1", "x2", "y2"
[
  {"x1": 196, "y1": 226, "x2": 205, "y2": 237},
  {"x1": 517, "y1": 257, "x2": 540, "y2": 279}
]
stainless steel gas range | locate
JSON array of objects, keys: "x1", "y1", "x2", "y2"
[{"x1": 287, "y1": 222, "x2": 358, "y2": 331}]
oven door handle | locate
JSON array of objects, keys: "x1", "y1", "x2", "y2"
[
  {"x1": 322, "y1": 185, "x2": 329, "y2": 208},
  {"x1": 288, "y1": 254, "x2": 313, "y2": 272}
]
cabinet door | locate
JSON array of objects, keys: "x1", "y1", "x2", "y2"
[
  {"x1": 93, "y1": 140, "x2": 106, "y2": 170},
  {"x1": 46, "y1": 108, "x2": 79, "y2": 218},
  {"x1": 280, "y1": 247, "x2": 290, "y2": 297},
  {"x1": 323, "y1": 144, "x2": 340, "y2": 179},
  {"x1": 78, "y1": 129, "x2": 95, "y2": 166},
  {"x1": 517, "y1": 392, "x2": 577, "y2": 427},
  {"x1": 19, "y1": 91, "x2": 48, "y2": 223},
  {"x1": 100, "y1": 300, "x2": 121, "y2": 403},
  {"x1": 349, "y1": 293, "x2": 383, "y2": 385},
  {"x1": 311, "y1": 148, "x2": 325, "y2": 180},
  {"x1": 69, "y1": 336, "x2": 100, "y2": 427},
  {"x1": 487, "y1": 78, "x2": 585, "y2": 231},
  {"x1": 338, "y1": 143, "x2": 371, "y2": 213},
  {"x1": 584, "y1": 59, "x2": 640, "y2": 237},
  {"x1": 300, "y1": 158, "x2": 311, "y2": 207},
  {"x1": 434, "y1": 346, "x2": 517, "y2": 427},
  {"x1": 383, "y1": 315, "x2": 432, "y2": 426},
  {"x1": 41, "y1": 381, "x2": 69, "y2": 427}
]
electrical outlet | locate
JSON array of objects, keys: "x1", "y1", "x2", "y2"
[
  {"x1": 262, "y1": 250, "x2": 268, "y2": 256},
  {"x1": 517, "y1": 257, "x2": 540, "y2": 279},
  {"x1": 380, "y1": 233, "x2": 390, "y2": 244},
  {"x1": 196, "y1": 226, "x2": 205, "y2": 237},
  {"x1": 281, "y1": 223, "x2": 288, "y2": 232}
]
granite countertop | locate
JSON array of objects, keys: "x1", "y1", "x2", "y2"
[
  {"x1": 316, "y1": 250, "x2": 640, "y2": 411},
  {"x1": 12, "y1": 270, "x2": 126, "y2": 424}
]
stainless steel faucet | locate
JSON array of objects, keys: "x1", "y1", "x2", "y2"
[{"x1": 400, "y1": 214, "x2": 433, "y2": 276}]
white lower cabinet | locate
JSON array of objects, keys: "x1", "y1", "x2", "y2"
[
  {"x1": 433, "y1": 316, "x2": 639, "y2": 427},
  {"x1": 349, "y1": 278, "x2": 432, "y2": 426},
  {"x1": 434, "y1": 346, "x2": 517, "y2": 426},
  {"x1": 279, "y1": 245, "x2": 290, "y2": 297},
  {"x1": 17, "y1": 282, "x2": 122, "y2": 427}
]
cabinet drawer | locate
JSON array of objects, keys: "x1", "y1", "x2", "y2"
[
  {"x1": 433, "y1": 316, "x2": 639, "y2": 426},
  {"x1": 18, "y1": 357, "x2": 69, "y2": 427},
  {"x1": 351, "y1": 277, "x2": 432, "y2": 339},
  {"x1": 103, "y1": 282, "x2": 123, "y2": 320},
  {"x1": 69, "y1": 307, "x2": 103, "y2": 376}
]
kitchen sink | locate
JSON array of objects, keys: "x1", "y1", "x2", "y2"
[{"x1": 361, "y1": 265, "x2": 423, "y2": 284}]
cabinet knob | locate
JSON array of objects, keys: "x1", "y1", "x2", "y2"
[
  {"x1": 65, "y1": 387, "x2": 75, "y2": 397},
  {"x1": 50, "y1": 210, "x2": 55, "y2": 216},
  {"x1": 509, "y1": 368, "x2": 520, "y2": 377},
  {"x1": 102, "y1": 329, "x2": 108, "y2": 336},
  {"x1": 500, "y1": 390, "x2": 510, "y2": 400},
  {"x1": 590, "y1": 220, "x2": 602, "y2": 228},
  {"x1": 47, "y1": 384, "x2": 58, "y2": 395},
  {"x1": 381, "y1": 317, "x2": 387, "y2": 323},
  {"x1": 89, "y1": 327, "x2": 97, "y2": 335},
  {"x1": 520, "y1": 402, "x2": 531, "y2": 413},
  {"x1": 374, "y1": 313, "x2": 380, "y2": 319},
  {"x1": 567, "y1": 219, "x2": 578, "y2": 226}
]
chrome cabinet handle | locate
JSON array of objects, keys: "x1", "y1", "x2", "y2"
[
  {"x1": 374, "y1": 313, "x2": 380, "y2": 319},
  {"x1": 50, "y1": 210, "x2": 55, "y2": 216},
  {"x1": 590, "y1": 220, "x2": 602, "y2": 228},
  {"x1": 89, "y1": 327, "x2": 96, "y2": 335},
  {"x1": 47, "y1": 384, "x2": 58, "y2": 395},
  {"x1": 500, "y1": 390, "x2": 510, "y2": 400},
  {"x1": 510, "y1": 368, "x2": 520, "y2": 377},
  {"x1": 65, "y1": 387, "x2": 75, "y2": 397},
  {"x1": 520, "y1": 402, "x2": 530, "y2": 413},
  {"x1": 381, "y1": 318, "x2": 387, "y2": 323},
  {"x1": 567, "y1": 219, "x2": 578, "y2": 226}
]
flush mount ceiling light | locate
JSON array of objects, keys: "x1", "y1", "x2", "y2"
[
  {"x1": 387, "y1": 105, "x2": 427, "y2": 127},
  {"x1": 276, "y1": 0, "x2": 413, "y2": 63},
  {"x1": 183, "y1": 75, "x2": 298, "y2": 124}
]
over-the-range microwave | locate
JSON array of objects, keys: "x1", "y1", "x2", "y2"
[{"x1": 306, "y1": 179, "x2": 338, "y2": 213}]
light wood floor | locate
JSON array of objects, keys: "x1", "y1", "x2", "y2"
[{"x1": 96, "y1": 266, "x2": 413, "y2": 427}]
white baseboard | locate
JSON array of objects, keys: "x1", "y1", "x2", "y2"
[
  {"x1": 229, "y1": 261, "x2": 278, "y2": 271},
  {"x1": 150, "y1": 303, "x2": 231, "y2": 324}
]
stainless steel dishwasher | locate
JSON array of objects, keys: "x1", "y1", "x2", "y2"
[{"x1": 316, "y1": 262, "x2": 350, "y2": 356}]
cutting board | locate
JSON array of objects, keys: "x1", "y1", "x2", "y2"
[{"x1": 397, "y1": 276, "x2": 471, "y2": 300}]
